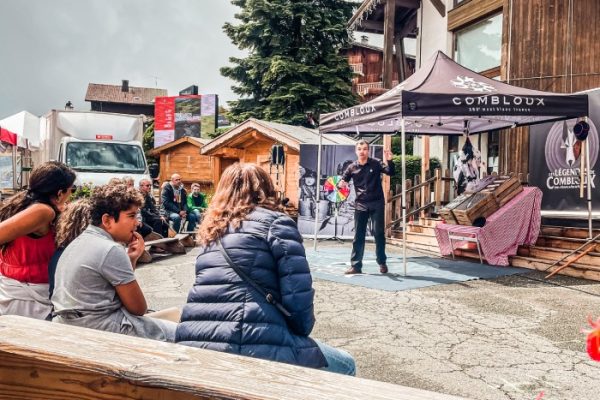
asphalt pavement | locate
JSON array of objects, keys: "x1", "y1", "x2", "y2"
[{"x1": 136, "y1": 241, "x2": 600, "y2": 400}]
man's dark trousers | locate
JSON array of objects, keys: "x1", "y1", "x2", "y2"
[{"x1": 351, "y1": 202, "x2": 386, "y2": 271}]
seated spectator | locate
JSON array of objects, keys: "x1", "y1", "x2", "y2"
[
  {"x1": 176, "y1": 163, "x2": 356, "y2": 375},
  {"x1": 139, "y1": 179, "x2": 169, "y2": 238},
  {"x1": 186, "y1": 183, "x2": 207, "y2": 223},
  {"x1": 48, "y1": 199, "x2": 92, "y2": 299},
  {"x1": 123, "y1": 176, "x2": 135, "y2": 189},
  {"x1": 0, "y1": 161, "x2": 76, "y2": 319},
  {"x1": 161, "y1": 174, "x2": 197, "y2": 233},
  {"x1": 108, "y1": 177, "x2": 124, "y2": 186},
  {"x1": 52, "y1": 184, "x2": 176, "y2": 342}
]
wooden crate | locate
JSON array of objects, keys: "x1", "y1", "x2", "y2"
[
  {"x1": 452, "y1": 192, "x2": 498, "y2": 225},
  {"x1": 439, "y1": 193, "x2": 472, "y2": 224},
  {"x1": 481, "y1": 175, "x2": 523, "y2": 206}
]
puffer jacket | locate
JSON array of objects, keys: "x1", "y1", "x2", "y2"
[{"x1": 176, "y1": 207, "x2": 327, "y2": 369}]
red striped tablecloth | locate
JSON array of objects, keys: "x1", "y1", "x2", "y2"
[{"x1": 435, "y1": 187, "x2": 542, "y2": 266}]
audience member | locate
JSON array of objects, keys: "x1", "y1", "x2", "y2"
[
  {"x1": 48, "y1": 199, "x2": 92, "y2": 298},
  {"x1": 0, "y1": 161, "x2": 76, "y2": 319},
  {"x1": 139, "y1": 179, "x2": 168, "y2": 237},
  {"x1": 176, "y1": 163, "x2": 355, "y2": 375},
  {"x1": 161, "y1": 174, "x2": 197, "y2": 233},
  {"x1": 52, "y1": 184, "x2": 176, "y2": 341},
  {"x1": 186, "y1": 183, "x2": 207, "y2": 223}
]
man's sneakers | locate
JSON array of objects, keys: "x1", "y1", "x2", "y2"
[
  {"x1": 344, "y1": 267, "x2": 362, "y2": 275},
  {"x1": 344, "y1": 265, "x2": 389, "y2": 274}
]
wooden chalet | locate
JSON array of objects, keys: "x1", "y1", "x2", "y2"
[
  {"x1": 149, "y1": 136, "x2": 214, "y2": 191},
  {"x1": 200, "y1": 118, "x2": 356, "y2": 210},
  {"x1": 342, "y1": 39, "x2": 415, "y2": 101},
  {"x1": 85, "y1": 80, "x2": 167, "y2": 117}
]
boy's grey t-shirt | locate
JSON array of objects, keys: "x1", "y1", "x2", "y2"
[{"x1": 52, "y1": 225, "x2": 134, "y2": 315}]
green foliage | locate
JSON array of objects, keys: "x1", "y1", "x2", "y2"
[
  {"x1": 391, "y1": 136, "x2": 414, "y2": 155},
  {"x1": 71, "y1": 182, "x2": 93, "y2": 200},
  {"x1": 209, "y1": 127, "x2": 230, "y2": 139},
  {"x1": 390, "y1": 155, "x2": 441, "y2": 188},
  {"x1": 222, "y1": 0, "x2": 357, "y2": 125},
  {"x1": 143, "y1": 121, "x2": 158, "y2": 165}
]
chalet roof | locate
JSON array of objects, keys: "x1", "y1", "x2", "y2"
[
  {"x1": 149, "y1": 135, "x2": 211, "y2": 155},
  {"x1": 201, "y1": 118, "x2": 355, "y2": 155},
  {"x1": 85, "y1": 83, "x2": 168, "y2": 106},
  {"x1": 348, "y1": 0, "x2": 419, "y2": 37}
]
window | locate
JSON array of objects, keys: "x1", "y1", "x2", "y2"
[
  {"x1": 66, "y1": 142, "x2": 146, "y2": 173},
  {"x1": 454, "y1": 13, "x2": 502, "y2": 72}
]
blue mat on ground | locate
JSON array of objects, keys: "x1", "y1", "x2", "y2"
[{"x1": 305, "y1": 248, "x2": 528, "y2": 292}]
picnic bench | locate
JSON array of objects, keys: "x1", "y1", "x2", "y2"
[{"x1": 0, "y1": 315, "x2": 468, "y2": 400}]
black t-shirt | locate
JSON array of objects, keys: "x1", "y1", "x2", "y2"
[{"x1": 342, "y1": 157, "x2": 395, "y2": 210}]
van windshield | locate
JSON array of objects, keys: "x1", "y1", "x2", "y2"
[{"x1": 66, "y1": 142, "x2": 146, "y2": 173}]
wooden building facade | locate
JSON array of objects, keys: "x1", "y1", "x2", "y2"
[
  {"x1": 200, "y1": 119, "x2": 356, "y2": 210},
  {"x1": 448, "y1": 0, "x2": 600, "y2": 177},
  {"x1": 149, "y1": 136, "x2": 215, "y2": 191},
  {"x1": 350, "y1": 0, "x2": 600, "y2": 179},
  {"x1": 342, "y1": 40, "x2": 414, "y2": 101}
]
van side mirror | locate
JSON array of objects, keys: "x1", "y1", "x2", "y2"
[{"x1": 149, "y1": 164, "x2": 159, "y2": 179}]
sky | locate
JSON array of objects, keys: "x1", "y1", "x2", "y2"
[
  {"x1": 0, "y1": 0, "x2": 245, "y2": 118},
  {"x1": 0, "y1": 0, "x2": 388, "y2": 119}
]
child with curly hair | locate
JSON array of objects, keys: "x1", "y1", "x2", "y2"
[{"x1": 51, "y1": 184, "x2": 176, "y2": 342}]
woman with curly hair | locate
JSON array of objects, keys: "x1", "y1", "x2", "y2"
[
  {"x1": 51, "y1": 184, "x2": 176, "y2": 342},
  {"x1": 176, "y1": 163, "x2": 355, "y2": 375},
  {"x1": 0, "y1": 161, "x2": 76, "y2": 319},
  {"x1": 47, "y1": 198, "x2": 92, "y2": 298}
]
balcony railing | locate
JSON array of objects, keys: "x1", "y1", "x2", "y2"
[
  {"x1": 355, "y1": 80, "x2": 399, "y2": 96},
  {"x1": 349, "y1": 63, "x2": 363, "y2": 75}
]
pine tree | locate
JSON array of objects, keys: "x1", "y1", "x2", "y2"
[{"x1": 221, "y1": 0, "x2": 357, "y2": 126}]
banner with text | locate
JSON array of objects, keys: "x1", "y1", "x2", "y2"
[{"x1": 529, "y1": 90, "x2": 599, "y2": 214}]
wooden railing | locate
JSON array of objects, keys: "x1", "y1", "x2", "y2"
[
  {"x1": 350, "y1": 63, "x2": 364, "y2": 75},
  {"x1": 386, "y1": 169, "x2": 528, "y2": 234},
  {"x1": 355, "y1": 80, "x2": 399, "y2": 96},
  {"x1": 387, "y1": 168, "x2": 454, "y2": 233}
]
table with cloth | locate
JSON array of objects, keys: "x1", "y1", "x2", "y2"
[{"x1": 434, "y1": 187, "x2": 543, "y2": 266}]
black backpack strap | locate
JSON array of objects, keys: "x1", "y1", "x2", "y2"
[{"x1": 217, "y1": 239, "x2": 291, "y2": 317}]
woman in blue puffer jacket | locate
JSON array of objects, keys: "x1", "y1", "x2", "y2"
[{"x1": 176, "y1": 163, "x2": 355, "y2": 375}]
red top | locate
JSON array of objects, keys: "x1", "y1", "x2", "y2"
[{"x1": 0, "y1": 229, "x2": 56, "y2": 284}]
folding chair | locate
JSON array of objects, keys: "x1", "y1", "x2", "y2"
[{"x1": 447, "y1": 230, "x2": 483, "y2": 264}]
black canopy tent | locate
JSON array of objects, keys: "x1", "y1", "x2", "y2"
[{"x1": 317, "y1": 51, "x2": 589, "y2": 274}]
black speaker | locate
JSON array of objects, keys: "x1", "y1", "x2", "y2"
[{"x1": 271, "y1": 144, "x2": 285, "y2": 165}]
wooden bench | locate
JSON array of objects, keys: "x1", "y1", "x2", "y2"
[
  {"x1": 0, "y1": 315, "x2": 468, "y2": 400},
  {"x1": 139, "y1": 234, "x2": 196, "y2": 264}
]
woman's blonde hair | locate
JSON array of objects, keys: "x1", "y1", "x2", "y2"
[
  {"x1": 197, "y1": 163, "x2": 282, "y2": 246},
  {"x1": 55, "y1": 198, "x2": 92, "y2": 249}
]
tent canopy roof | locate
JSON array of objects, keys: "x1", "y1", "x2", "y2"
[
  {"x1": 0, "y1": 111, "x2": 40, "y2": 148},
  {"x1": 320, "y1": 51, "x2": 588, "y2": 135}
]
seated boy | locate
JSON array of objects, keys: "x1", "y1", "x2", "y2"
[
  {"x1": 186, "y1": 183, "x2": 207, "y2": 223},
  {"x1": 51, "y1": 184, "x2": 176, "y2": 342}
]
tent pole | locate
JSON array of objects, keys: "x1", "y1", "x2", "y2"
[
  {"x1": 401, "y1": 119, "x2": 407, "y2": 276},
  {"x1": 12, "y1": 144, "x2": 17, "y2": 190},
  {"x1": 313, "y1": 131, "x2": 323, "y2": 250},
  {"x1": 586, "y1": 135, "x2": 593, "y2": 238}
]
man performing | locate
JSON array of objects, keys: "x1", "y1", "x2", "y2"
[{"x1": 339, "y1": 140, "x2": 394, "y2": 274}]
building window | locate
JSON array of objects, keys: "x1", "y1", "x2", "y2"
[
  {"x1": 454, "y1": 13, "x2": 502, "y2": 72},
  {"x1": 487, "y1": 131, "x2": 499, "y2": 175}
]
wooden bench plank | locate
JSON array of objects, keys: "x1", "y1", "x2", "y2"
[{"x1": 0, "y1": 315, "x2": 468, "y2": 400}]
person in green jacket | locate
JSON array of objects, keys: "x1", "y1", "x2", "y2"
[{"x1": 187, "y1": 183, "x2": 207, "y2": 223}]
